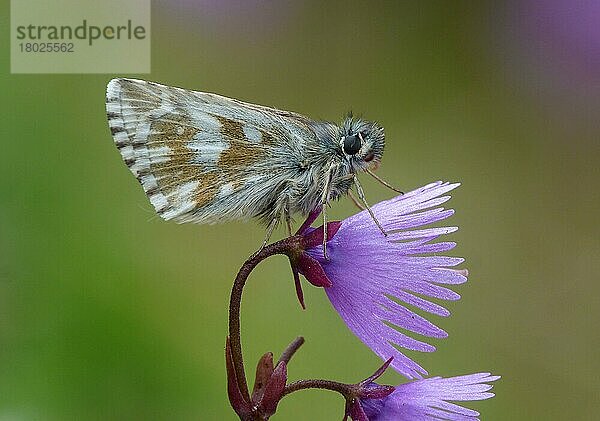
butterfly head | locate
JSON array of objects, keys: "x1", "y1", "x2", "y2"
[{"x1": 339, "y1": 115, "x2": 385, "y2": 171}]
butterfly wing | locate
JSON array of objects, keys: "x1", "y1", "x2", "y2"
[{"x1": 106, "y1": 78, "x2": 316, "y2": 224}]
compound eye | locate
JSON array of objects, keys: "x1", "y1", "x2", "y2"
[{"x1": 342, "y1": 134, "x2": 361, "y2": 155}]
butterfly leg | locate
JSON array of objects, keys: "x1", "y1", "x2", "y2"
[
  {"x1": 320, "y1": 166, "x2": 335, "y2": 260},
  {"x1": 263, "y1": 217, "x2": 278, "y2": 247},
  {"x1": 282, "y1": 201, "x2": 293, "y2": 237},
  {"x1": 251, "y1": 217, "x2": 278, "y2": 258},
  {"x1": 348, "y1": 190, "x2": 366, "y2": 211},
  {"x1": 321, "y1": 204, "x2": 329, "y2": 260},
  {"x1": 353, "y1": 175, "x2": 387, "y2": 237},
  {"x1": 285, "y1": 212, "x2": 293, "y2": 237}
]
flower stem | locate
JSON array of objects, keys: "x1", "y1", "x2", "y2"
[
  {"x1": 226, "y1": 228, "x2": 360, "y2": 419},
  {"x1": 283, "y1": 379, "x2": 354, "y2": 398},
  {"x1": 228, "y1": 237, "x2": 300, "y2": 403},
  {"x1": 277, "y1": 336, "x2": 305, "y2": 366}
]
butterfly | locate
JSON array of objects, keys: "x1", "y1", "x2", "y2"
[{"x1": 106, "y1": 79, "x2": 400, "y2": 256}]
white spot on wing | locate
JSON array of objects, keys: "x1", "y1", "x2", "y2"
[
  {"x1": 134, "y1": 122, "x2": 151, "y2": 144},
  {"x1": 148, "y1": 146, "x2": 170, "y2": 164},
  {"x1": 243, "y1": 125, "x2": 262, "y2": 143},
  {"x1": 160, "y1": 181, "x2": 198, "y2": 219},
  {"x1": 218, "y1": 183, "x2": 234, "y2": 198},
  {"x1": 149, "y1": 193, "x2": 169, "y2": 212},
  {"x1": 141, "y1": 174, "x2": 158, "y2": 190},
  {"x1": 120, "y1": 145, "x2": 135, "y2": 161},
  {"x1": 113, "y1": 131, "x2": 129, "y2": 146},
  {"x1": 190, "y1": 110, "x2": 221, "y2": 131},
  {"x1": 190, "y1": 135, "x2": 228, "y2": 166},
  {"x1": 106, "y1": 79, "x2": 121, "y2": 101},
  {"x1": 106, "y1": 102, "x2": 120, "y2": 115},
  {"x1": 178, "y1": 181, "x2": 199, "y2": 200}
]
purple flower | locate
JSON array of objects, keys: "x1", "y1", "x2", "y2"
[
  {"x1": 359, "y1": 372, "x2": 500, "y2": 421},
  {"x1": 304, "y1": 181, "x2": 467, "y2": 379},
  {"x1": 289, "y1": 219, "x2": 339, "y2": 309}
]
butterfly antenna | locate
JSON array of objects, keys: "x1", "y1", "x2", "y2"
[
  {"x1": 353, "y1": 176, "x2": 387, "y2": 237},
  {"x1": 365, "y1": 168, "x2": 404, "y2": 194}
]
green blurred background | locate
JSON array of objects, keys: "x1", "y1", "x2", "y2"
[{"x1": 2, "y1": 1, "x2": 599, "y2": 419}]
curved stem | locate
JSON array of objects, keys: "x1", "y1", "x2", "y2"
[
  {"x1": 226, "y1": 221, "x2": 359, "y2": 419},
  {"x1": 283, "y1": 379, "x2": 355, "y2": 398},
  {"x1": 228, "y1": 237, "x2": 300, "y2": 402}
]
